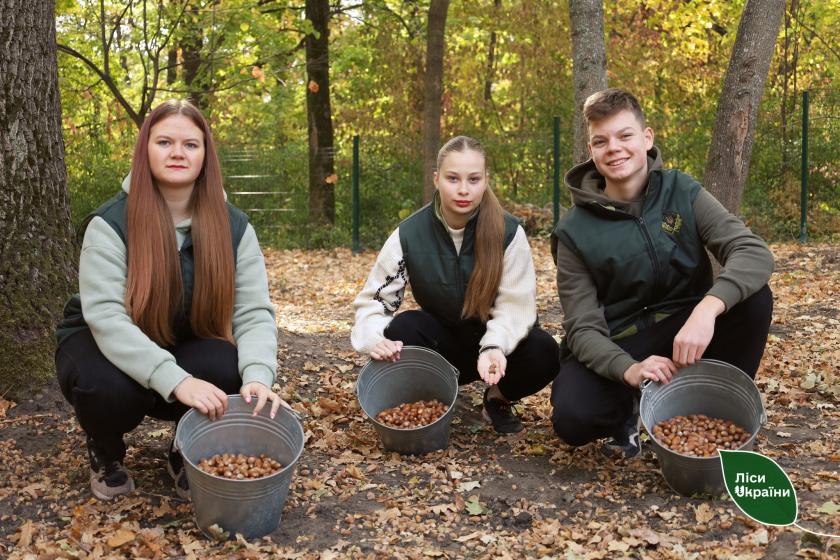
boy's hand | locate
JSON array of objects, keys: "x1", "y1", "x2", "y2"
[
  {"x1": 477, "y1": 349, "x2": 506, "y2": 385},
  {"x1": 370, "y1": 338, "x2": 403, "y2": 362},
  {"x1": 623, "y1": 355, "x2": 676, "y2": 387},
  {"x1": 173, "y1": 377, "x2": 228, "y2": 420},
  {"x1": 241, "y1": 381, "x2": 290, "y2": 419},
  {"x1": 673, "y1": 295, "x2": 725, "y2": 367}
]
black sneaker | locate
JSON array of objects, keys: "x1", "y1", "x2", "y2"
[
  {"x1": 481, "y1": 387, "x2": 524, "y2": 434},
  {"x1": 601, "y1": 398, "x2": 642, "y2": 460},
  {"x1": 166, "y1": 440, "x2": 190, "y2": 500},
  {"x1": 87, "y1": 437, "x2": 135, "y2": 501}
]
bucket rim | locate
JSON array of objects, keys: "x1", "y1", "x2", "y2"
[
  {"x1": 640, "y1": 358, "x2": 767, "y2": 426},
  {"x1": 175, "y1": 395, "x2": 305, "y2": 483}
]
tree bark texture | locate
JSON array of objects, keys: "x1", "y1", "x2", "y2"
[
  {"x1": 0, "y1": 0, "x2": 76, "y2": 391},
  {"x1": 568, "y1": 0, "x2": 608, "y2": 164},
  {"x1": 422, "y1": 0, "x2": 451, "y2": 203},
  {"x1": 182, "y1": 5, "x2": 211, "y2": 112},
  {"x1": 305, "y1": 0, "x2": 336, "y2": 224},
  {"x1": 703, "y1": 0, "x2": 785, "y2": 214}
]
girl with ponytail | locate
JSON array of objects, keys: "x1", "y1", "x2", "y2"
[
  {"x1": 351, "y1": 136, "x2": 559, "y2": 433},
  {"x1": 55, "y1": 100, "x2": 288, "y2": 501}
]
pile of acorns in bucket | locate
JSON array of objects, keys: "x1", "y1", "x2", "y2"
[
  {"x1": 375, "y1": 399, "x2": 448, "y2": 429},
  {"x1": 197, "y1": 453, "x2": 284, "y2": 480},
  {"x1": 652, "y1": 414, "x2": 751, "y2": 457}
]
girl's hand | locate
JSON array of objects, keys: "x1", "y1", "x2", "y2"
[
  {"x1": 370, "y1": 338, "x2": 403, "y2": 362},
  {"x1": 622, "y1": 355, "x2": 677, "y2": 387},
  {"x1": 240, "y1": 381, "x2": 291, "y2": 419},
  {"x1": 477, "y1": 349, "x2": 506, "y2": 385},
  {"x1": 173, "y1": 377, "x2": 228, "y2": 420}
]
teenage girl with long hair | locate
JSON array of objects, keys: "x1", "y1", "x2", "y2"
[
  {"x1": 352, "y1": 136, "x2": 559, "y2": 433},
  {"x1": 55, "y1": 99, "x2": 287, "y2": 500}
]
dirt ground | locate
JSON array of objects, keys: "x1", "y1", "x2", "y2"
[{"x1": 1, "y1": 239, "x2": 838, "y2": 559}]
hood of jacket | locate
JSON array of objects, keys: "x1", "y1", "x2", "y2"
[{"x1": 563, "y1": 146, "x2": 663, "y2": 212}]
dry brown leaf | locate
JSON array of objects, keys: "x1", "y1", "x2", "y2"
[{"x1": 106, "y1": 528, "x2": 136, "y2": 548}]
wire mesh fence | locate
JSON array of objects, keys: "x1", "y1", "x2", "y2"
[{"x1": 214, "y1": 94, "x2": 840, "y2": 250}]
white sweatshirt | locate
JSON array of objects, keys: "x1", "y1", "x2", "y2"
[{"x1": 351, "y1": 223, "x2": 537, "y2": 356}]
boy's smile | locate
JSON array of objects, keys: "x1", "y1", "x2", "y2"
[{"x1": 587, "y1": 109, "x2": 654, "y2": 201}]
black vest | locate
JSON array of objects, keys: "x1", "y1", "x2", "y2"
[
  {"x1": 398, "y1": 200, "x2": 520, "y2": 326},
  {"x1": 551, "y1": 169, "x2": 712, "y2": 338},
  {"x1": 55, "y1": 191, "x2": 249, "y2": 346}
]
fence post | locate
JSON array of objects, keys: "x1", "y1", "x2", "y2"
[
  {"x1": 799, "y1": 91, "x2": 809, "y2": 243},
  {"x1": 553, "y1": 116, "x2": 561, "y2": 227},
  {"x1": 352, "y1": 135, "x2": 361, "y2": 254}
]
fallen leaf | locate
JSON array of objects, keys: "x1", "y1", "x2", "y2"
[
  {"x1": 456, "y1": 480, "x2": 481, "y2": 492},
  {"x1": 106, "y1": 528, "x2": 136, "y2": 548},
  {"x1": 694, "y1": 503, "x2": 715, "y2": 524},
  {"x1": 456, "y1": 531, "x2": 482, "y2": 542},
  {"x1": 17, "y1": 521, "x2": 33, "y2": 549},
  {"x1": 465, "y1": 496, "x2": 484, "y2": 516},
  {"x1": 816, "y1": 501, "x2": 840, "y2": 515}
]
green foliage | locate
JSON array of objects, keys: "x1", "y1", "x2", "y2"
[{"x1": 56, "y1": 0, "x2": 839, "y2": 250}]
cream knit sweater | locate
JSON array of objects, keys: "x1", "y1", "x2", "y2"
[{"x1": 351, "y1": 223, "x2": 537, "y2": 356}]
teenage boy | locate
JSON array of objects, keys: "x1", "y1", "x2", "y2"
[{"x1": 550, "y1": 88, "x2": 774, "y2": 458}]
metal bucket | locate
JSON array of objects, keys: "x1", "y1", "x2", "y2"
[
  {"x1": 356, "y1": 346, "x2": 459, "y2": 455},
  {"x1": 174, "y1": 395, "x2": 305, "y2": 539},
  {"x1": 640, "y1": 359, "x2": 766, "y2": 497}
]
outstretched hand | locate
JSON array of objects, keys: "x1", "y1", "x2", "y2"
[{"x1": 477, "y1": 349, "x2": 506, "y2": 385}]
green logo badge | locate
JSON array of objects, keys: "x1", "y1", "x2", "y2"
[
  {"x1": 719, "y1": 450, "x2": 797, "y2": 525},
  {"x1": 661, "y1": 212, "x2": 683, "y2": 234}
]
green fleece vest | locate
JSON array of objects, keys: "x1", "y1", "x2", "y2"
[
  {"x1": 552, "y1": 169, "x2": 712, "y2": 338},
  {"x1": 398, "y1": 202, "x2": 520, "y2": 326},
  {"x1": 55, "y1": 191, "x2": 249, "y2": 345}
]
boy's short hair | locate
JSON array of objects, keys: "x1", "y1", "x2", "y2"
[{"x1": 583, "y1": 88, "x2": 646, "y2": 128}]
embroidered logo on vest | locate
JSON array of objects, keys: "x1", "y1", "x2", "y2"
[{"x1": 661, "y1": 212, "x2": 683, "y2": 234}]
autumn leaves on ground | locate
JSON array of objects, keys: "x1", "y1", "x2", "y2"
[{"x1": 2, "y1": 239, "x2": 838, "y2": 559}]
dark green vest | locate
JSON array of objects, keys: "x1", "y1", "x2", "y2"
[
  {"x1": 398, "y1": 201, "x2": 520, "y2": 326},
  {"x1": 55, "y1": 191, "x2": 249, "y2": 346},
  {"x1": 552, "y1": 169, "x2": 712, "y2": 338}
]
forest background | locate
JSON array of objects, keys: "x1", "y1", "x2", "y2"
[{"x1": 56, "y1": 0, "x2": 839, "y2": 251}]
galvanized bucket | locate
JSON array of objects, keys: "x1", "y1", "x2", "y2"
[
  {"x1": 174, "y1": 395, "x2": 305, "y2": 539},
  {"x1": 356, "y1": 346, "x2": 459, "y2": 455},
  {"x1": 640, "y1": 359, "x2": 766, "y2": 497}
]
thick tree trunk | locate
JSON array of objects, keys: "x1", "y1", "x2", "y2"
[
  {"x1": 305, "y1": 0, "x2": 336, "y2": 224},
  {"x1": 0, "y1": 0, "x2": 76, "y2": 392},
  {"x1": 569, "y1": 0, "x2": 608, "y2": 164},
  {"x1": 703, "y1": 0, "x2": 785, "y2": 214},
  {"x1": 421, "y1": 0, "x2": 450, "y2": 203}
]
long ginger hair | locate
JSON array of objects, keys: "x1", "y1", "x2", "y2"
[
  {"x1": 436, "y1": 136, "x2": 506, "y2": 322},
  {"x1": 125, "y1": 99, "x2": 234, "y2": 346}
]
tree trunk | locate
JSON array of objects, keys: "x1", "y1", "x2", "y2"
[
  {"x1": 305, "y1": 0, "x2": 336, "y2": 224},
  {"x1": 0, "y1": 0, "x2": 76, "y2": 392},
  {"x1": 182, "y1": 5, "x2": 211, "y2": 112},
  {"x1": 568, "y1": 0, "x2": 608, "y2": 164},
  {"x1": 484, "y1": 0, "x2": 501, "y2": 103},
  {"x1": 703, "y1": 0, "x2": 785, "y2": 214},
  {"x1": 421, "y1": 0, "x2": 451, "y2": 203}
]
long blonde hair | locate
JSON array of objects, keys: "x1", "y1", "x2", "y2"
[
  {"x1": 436, "y1": 136, "x2": 505, "y2": 322},
  {"x1": 125, "y1": 99, "x2": 234, "y2": 346}
]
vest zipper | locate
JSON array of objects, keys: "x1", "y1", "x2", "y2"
[{"x1": 637, "y1": 216, "x2": 661, "y2": 300}]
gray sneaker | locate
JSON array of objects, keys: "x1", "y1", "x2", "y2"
[{"x1": 87, "y1": 437, "x2": 135, "y2": 501}]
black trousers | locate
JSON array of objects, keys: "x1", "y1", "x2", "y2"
[
  {"x1": 551, "y1": 285, "x2": 773, "y2": 446},
  {"x1": 56, "y1": 329, "x2": 241, "y2": 461},
  {"x1": 384, "y1": 310, "x2": 560, "y2": 402}
]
